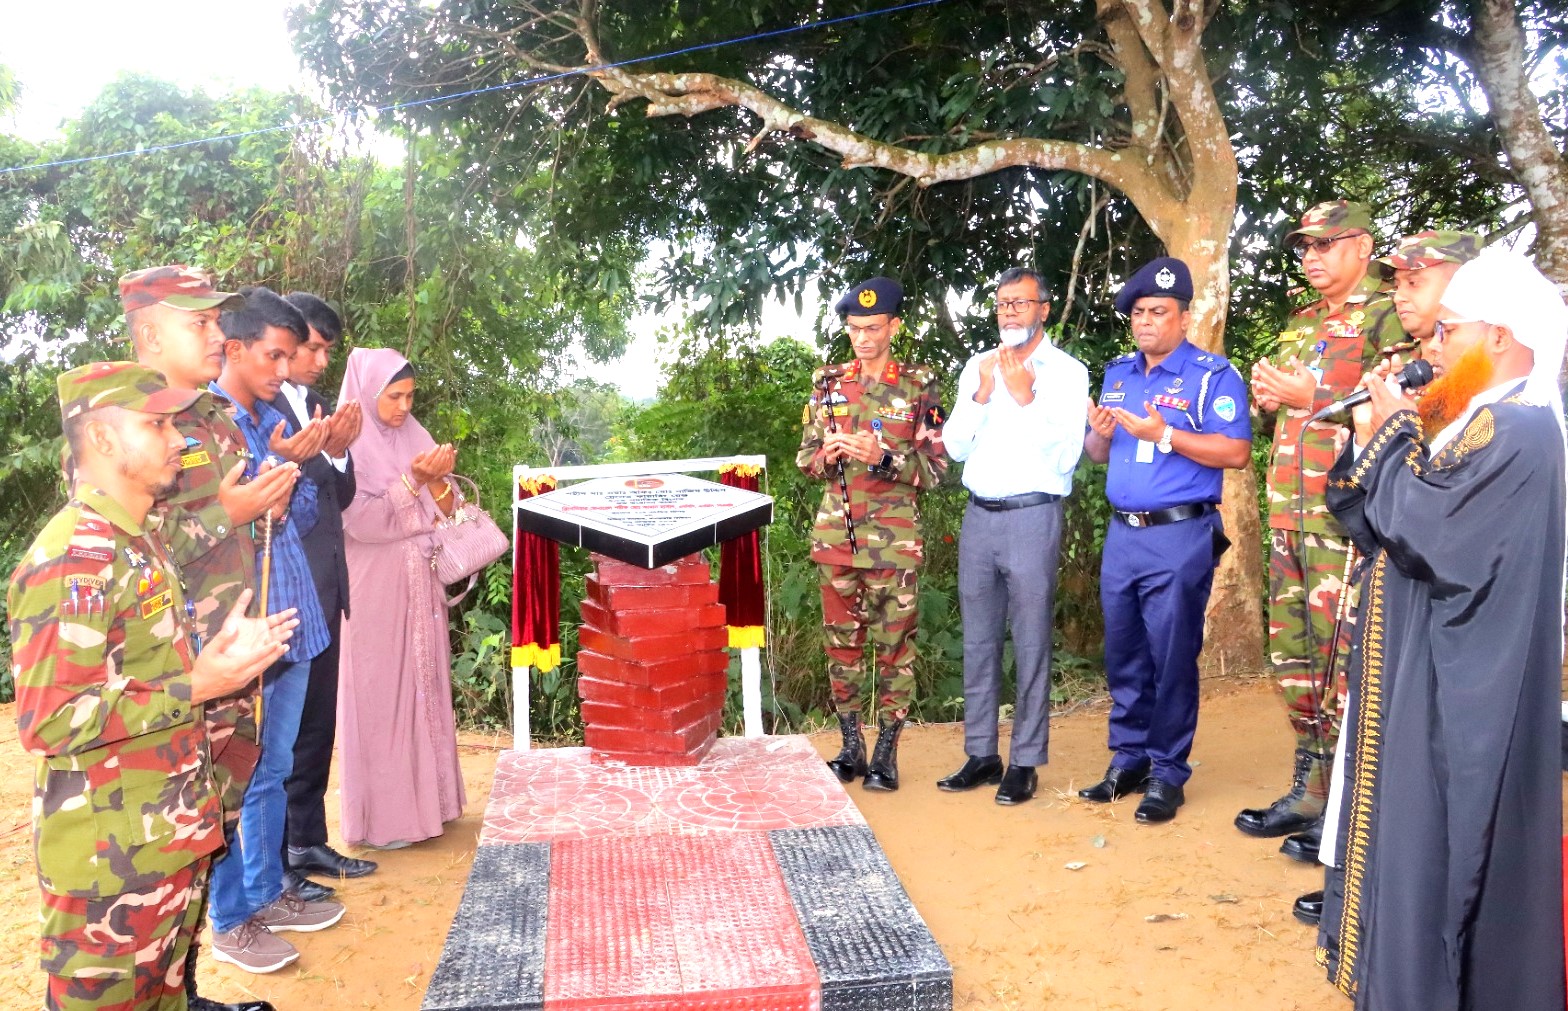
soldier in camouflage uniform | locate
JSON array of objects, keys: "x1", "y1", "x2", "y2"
[
  {"x1": 9, "y1": 362, "x2": 292, "y2": 1011},
  {"x1": 119, "y1": 266, "x2": 299, "y2": 1011},
  {"x1": 797, "y1": 276, "x2": 946, "y2": 793},
  {"x1": 1242, "y1": 201, "x2": 1408, "y2": 848}
]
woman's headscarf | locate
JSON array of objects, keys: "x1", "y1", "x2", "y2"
[{"x1": 339, "y1": 347, "x2": 438, "y2": 494}]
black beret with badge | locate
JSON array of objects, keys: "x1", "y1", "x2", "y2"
[
  {"x1": 834, "y1": 276, "x2": 904, "y2": 319},
  {"x1": 1114, "y1": 256, "x2": 1194, "y2": 314}
]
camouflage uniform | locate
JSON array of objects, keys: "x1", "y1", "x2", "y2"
[
  {"x1": 1265, "y1": 236, "x2": 1407, "y2": 790},
  {"x1": 797, "y1": 358, "x2": 946, "y2": 718},
  {"x1": 164, "y1": 392, "x2": 260, "y2": 829},
  {"x1": 10, "y1": 364, "x2": 221, "y2": 1011}
]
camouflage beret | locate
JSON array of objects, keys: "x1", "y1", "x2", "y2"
[
  {"x1": 57, "y1": 361, "x2": 201, "y2": 425},
  {"x1": 1115, "y1": 256, "x2": 1193, "y2": 314},
  {"x1": 118, "y1": 264, "x2": 245, "y2": 313},
  {"x1": 1377, "y1": 230, "x2": 1482, "y2": 271},
  {"x1": 834, "y1": 276, "x2": 904, "y2": 318},
  {"x1": 1286, "y1": 200, "x2": 1376, "y2": 244}
]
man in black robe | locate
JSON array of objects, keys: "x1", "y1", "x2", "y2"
[{"x1": 1317, "y1": 247, "x2": 1567, "y2": 1010}]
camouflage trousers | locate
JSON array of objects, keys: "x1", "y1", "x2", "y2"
[
  {"x1": 39, "y1": 858, "x2": 207, "y2": 1011},
  {"x1": 207, "y1": 693, "x2": 260, "y2": 838},
  {"x1": 1268, "y1": 528, "x2": 1357, "y2": 767},
  {"x1": 818, "y1": 564, "x2": 919, "y2": 720}
]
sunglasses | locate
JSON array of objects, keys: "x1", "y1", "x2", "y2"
[{"x1": 1290, "y1": 232, "x2": 1363, "y2": 259}]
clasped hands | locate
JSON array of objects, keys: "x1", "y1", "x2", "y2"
[
  {"x1": 973, "y1": 346, "x2": 1036, "y2": 406},
  {"x1": 823, "y1": 430, "x2": 882, "y2": 466},
  {"x1": 1086, "y1": 399, "x2": 1169, "y2": 442},
  {"x1": 267, "y1": 400, "x2": 364, "y2": 463},
  {"x1": 190, "y1": 589, "x2": 299, "y2": 703},
  {"x1": 1250, "y1": 357, "x2": 1318, "y2": 413},
  {"x1": 410, "y1": 443, "x2": 457, "y2": 487}
]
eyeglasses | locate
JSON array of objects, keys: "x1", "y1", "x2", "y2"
[
  {"x1": 845, "y1": 322, "x2": 890, "y2": 339},
  {"x1": 994, "y1": 298, "x2": 1046, "y2": 314},
  {"x1": 1432, "y1": 318, "x2": 1481, "y2": 343},
  {"x1": 1290, "y1": 232, "x2": 1362, "y2": 259}
]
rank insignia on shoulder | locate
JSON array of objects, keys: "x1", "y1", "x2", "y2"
[{"x1": 925, "y1": 405, "x2": 945, "y2": 427}]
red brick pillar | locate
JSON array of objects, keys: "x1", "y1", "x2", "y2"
[{"x1": 577, "y1": 553, "x2": 729, "y2": 765}]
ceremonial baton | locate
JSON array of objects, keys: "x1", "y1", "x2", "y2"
[{"x1": 820, "y1": 371, "x2": 858, "y2": 556}]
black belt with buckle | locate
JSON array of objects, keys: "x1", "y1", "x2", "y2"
[
  {"x1": 1114, "y1": 502, "x2": 1216, "y2": 528},
  {"x1": 969, "y1": 491, "x2": 1062, "y2": 511}
]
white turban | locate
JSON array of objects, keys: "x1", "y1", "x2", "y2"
[{"x1": 1440, "y1": 247, "x2": 1568, "y2": 412}]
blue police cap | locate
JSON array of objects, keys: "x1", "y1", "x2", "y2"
[
  {"x1": 834, "y1": 276, "x2": 904, "y2": 318},
  {"x1": 1114, "y1": 256, "x2": 1193, "y2": 315}
]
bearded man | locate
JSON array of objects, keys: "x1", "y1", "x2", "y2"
[{"x1": 1317, "y1": 247, "x2": 1567, "y2": 1010}]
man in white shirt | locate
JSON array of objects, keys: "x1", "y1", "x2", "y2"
[{"x1": 937, "y1": 268, "x2": 1089, "y2": 805}]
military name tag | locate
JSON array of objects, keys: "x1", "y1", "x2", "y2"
[
  {"x1": 67, "y1": 546, "x2": 113, "y2": 563},
  {"x1": 1100, "y1": 392, "x2": 1126, "y2": 404},
  {"x1": 181, "y1": 451, "x2": 211, "y2": 469},
  {"x1": 140, "y1": 590, "x2": 174, "y2": 620}
]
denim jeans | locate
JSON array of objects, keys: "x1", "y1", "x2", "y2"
[{"x1": 208, "y1": 657, "x2": 312, "y2": 934}]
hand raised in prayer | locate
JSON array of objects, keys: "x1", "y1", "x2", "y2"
[
  {"x1": 269, "y1": 409, "x2": 331, "y2": 462},
  {"x1": 322, "y1": 400, "x2": 363, "y2": 457},
  {"x1": 410, "y1": 444, "x2": 457, "y2": 487}
]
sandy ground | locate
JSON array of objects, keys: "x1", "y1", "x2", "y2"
[{"x1": 0, "y1": 678, "x2": 1485, "y2": 1010}]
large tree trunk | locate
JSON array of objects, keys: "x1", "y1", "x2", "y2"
[
  {"x1": 1469, "y1": 0, "x2": 1568, "y2": 283},
  {"x1": 563, "y1": 0, "x2": 1267, "y2": 669}
]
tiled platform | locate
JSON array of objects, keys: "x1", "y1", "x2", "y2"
[{"x1": 424, "y1": 736, "x2": 950, "y2": 1011}]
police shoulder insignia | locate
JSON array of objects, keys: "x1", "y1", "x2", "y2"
[{"x1": 1213, "y1": 395, "x2": 1238, "y2": 422}]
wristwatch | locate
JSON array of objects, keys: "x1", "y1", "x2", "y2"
[{"x1": 1157, "y1": 424, "x2": 1174, "y2": 454}]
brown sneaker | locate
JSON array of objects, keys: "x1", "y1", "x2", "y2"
[
  {"x1": 211, "y1": 918, "x2": 299, "y2": 974},
  {"x1": 253, "y1": 892, "x2": 345, "y2": 933}
]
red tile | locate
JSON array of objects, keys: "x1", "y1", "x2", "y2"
[
  {"x1": 581, "y1": 600, "x2": 726, "y2": 637},
  {"x1": 586, "y1": 579, "x2": 721, "y2": 611}
]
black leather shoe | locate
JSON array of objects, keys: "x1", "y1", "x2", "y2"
[
  {"x1": 1134, "y1": 779, "x2": 1185, "y2": 824},
  {"x1": 1280, "y1": 819, "x2": 1323, "y2": 864},
  {"x1": 189, "y1": 994, "x2": 278, "y2": 1011},
  {"x1": 994, "y1": 764, "x2": 1037, "y2": 806},
  {"x1": 287, "y1": 843, "x2": 378, "y2": 879},
  {"x1": 936, "y1": 754, "x2": 1003, "y2": 792},
  {"x1": 1077, "y1": 763, "x2": 1150, "y2": 803},
  {"x1": 283, "y1": 868, "x2": 336, "y2": 902},
  {"x1": 1292, "y1": 889, "x2": 1324, "y2": 926}
]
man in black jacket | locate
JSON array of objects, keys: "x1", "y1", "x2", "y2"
[{"x1": 276, "y1": 292, "x2": 376, "y2": 895}]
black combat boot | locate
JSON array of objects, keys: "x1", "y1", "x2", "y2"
[
  {"x1": 862, "y1": 717, "x2": 905, "y2": 792},
  {"x1": 187, "y1": 940, "x2": 278, "y2": 1011},
  {"x1": 826, "y1": 711, "x2": 868, "y2": 783},
  {"x1": 1234, "y1": 747, "x2": 1330, "y2": 838}
]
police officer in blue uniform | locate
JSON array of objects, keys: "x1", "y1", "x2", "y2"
[{"x1": 1078, "y1": 256, "x2": 1253, "y2": 823}]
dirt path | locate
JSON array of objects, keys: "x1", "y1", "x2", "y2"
[{"x1": 0, "y1": 679, "x2": 1390, "y2": 1009}]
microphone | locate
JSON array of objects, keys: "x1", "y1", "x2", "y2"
[{"x1": 1306, "y1": 359, "x2": 1434, "y2": 422}]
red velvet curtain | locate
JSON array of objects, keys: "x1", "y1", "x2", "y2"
[
  {"x1": 511, "y1": 475, "x2": 561, "y2": 671},
  {"x1": 718, "y1": 464, "x2": 765, "y2": 648}
]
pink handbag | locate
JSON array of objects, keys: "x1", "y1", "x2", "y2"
[{"x1": 430, "y1": 475, "x2": 509, "y2": 598}]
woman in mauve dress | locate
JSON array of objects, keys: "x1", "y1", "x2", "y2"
[{"x1": 336, "y1": 348, "x2": 466, "y2": 848}]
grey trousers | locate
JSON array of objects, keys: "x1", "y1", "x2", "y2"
[{"x1": 956, "y1": 499, "x2": 1063, "y2": 766}]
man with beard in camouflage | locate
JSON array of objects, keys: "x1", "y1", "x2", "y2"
[{"x1": 9, "y1": 362, "x2": 294, "y2": 1011}]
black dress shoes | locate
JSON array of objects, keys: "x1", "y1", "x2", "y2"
[
  {"x1": 1077, "y1": 763, "x2": 1151, "y2": 803},
  {"x1": 1280, "y1": 819, "x2": 1323, "y2": 864},
  {"x1": 936, "y1": 754, "x2": 1004, "y2": 792},
  {"x1": 287, "y1": 843, "x2": 378, "y2": 879},
  {"x1": 283, "y1": 868, "x2": 336, "y2": 902},
  {"x1": 1293, "y1": 889, "x2": 1324, "y2": 926},
  {"x1": 994, "y1": 764, "x2": 1037, "y2": 806},
  {"x1": 1134, "y1": 779, "x2": 1185, "y2": 824},
  {"x1": 189, "y1": 995, "x2": 277, "y2": 1011}
]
